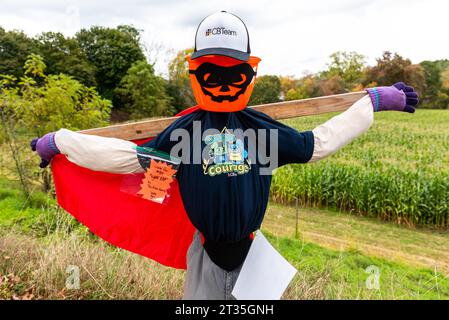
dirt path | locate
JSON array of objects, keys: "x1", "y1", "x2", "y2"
[{"x1": 262, "y1": 203, "x2": 449, "y2": 274}]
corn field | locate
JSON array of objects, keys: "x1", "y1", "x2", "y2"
[{"x1": 271, "y1": 109, "x2": 449, "y2": 228}]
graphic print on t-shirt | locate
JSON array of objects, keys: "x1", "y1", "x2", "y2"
[{"x1": 202, "y1": 127, "x2": 251, "y2": 177}]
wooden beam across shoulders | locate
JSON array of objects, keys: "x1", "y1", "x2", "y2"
[{"x1": 79, "y1": 91, "x2": 366, "y2": 141}]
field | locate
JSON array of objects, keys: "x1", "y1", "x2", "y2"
[
  {"x1": 1, "y1": 188, "x2": 449, "y2": 299},
  {"x1": 273, "y1": 110, "x2": 449, "y2": 227},
  {"x1": 1, "y1": 109, "x2": 449, "y2": 300}
]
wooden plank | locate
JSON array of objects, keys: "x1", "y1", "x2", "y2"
[
  {"x1": 80, "y1": 91, "x2": 366, "y2": 140},
  {"x1": 252, "y1": 91, "x2": 366, "y2": 120},
  {"x1": 80, "y1": 116, "x2": 178, "y2": 141}
]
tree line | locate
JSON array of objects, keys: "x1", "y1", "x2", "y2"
[
  {"x1": 252, "y1": 51, "x2": 449, "y2": 109},
  {"x1": 1, "y1": 25, "x2": 448, "y2": 194},
  {"x1": 1, "y1": 25, "x2": 448, "y2": 125}
]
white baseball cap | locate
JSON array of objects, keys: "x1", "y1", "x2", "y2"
[{"x1": 191, "y1": 11, "x2": 251, "y2": 61}]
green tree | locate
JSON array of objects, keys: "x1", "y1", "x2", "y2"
[
  {"x1": 0, "y1": 27, "x2": 36, "y2": 78},
  {"x1": 420, "y1": 60, "x2": 449, "y2": 109},
  {"x1": 322, "y1": 51, "x2": 366, "y2": 89},
  {"x1": 115, "y1": 60, "x2": 172, "y2": 119},
  {"x1": 249, "y1": 75, "x2": 281, "y2": 105},
  {"x1": 36, "y1": 32, "x2": 96, "y2": 86},
  {"x1": 76, "y1": 25, "x2": 146, "y2": 102},
  {"x1": 166, "y1": 48, "x2": 195, "y2": 113}
]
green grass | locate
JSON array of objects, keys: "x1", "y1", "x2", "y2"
[
  {"x1": 0, "y1": 177, "x2": 80, "y2": 236},
  {"x1": 267, "y1": 232, "x2": 449, "y2": 299},
  {"x1": 263, "y1": 202, "x2": 449, "y2": 273},
  {"x1": 2, "y1": 222, "x2": 448, "y2": 300},
  {"x1": 1, "y1": 177, "x2": 448, "y2": 299},
  {"x1": 272, "y1": 109, "x2": 449, "y2": 227}
]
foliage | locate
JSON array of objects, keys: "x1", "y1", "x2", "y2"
[
  {"x1": 2, "y1": 54, "x2": 111, "y2": 135},
  {"x1": 364, "y1": 51, "x2": 426, "y2": 94},
  {"x1": 166, "y1": 48, "x2": 195, "y2": 113},
  {"x1": 1, "y1": 25, "x2": 146, "y2": 111},
  {"x1": 36, "y1": 32, "x2": 96, "y2": 87},
  {"x1": 2, "y1": 22, "x2": 449, "y2": 113},
  {"x1": 115, "y1": 60, "x2": 172, "y2": 119},
  {"x1": 279, "y1": 50, "x2": 449, "y2": 110},
  {"x1": 272, "y1": 109, "x2": 449, "y2": 228},
  {"x1": 420, "y1": 60, "x2": 449, "y2": 109},
  {"x1": 317, "y1": 75, "x2": 346, "y2": 96},
  {"x1": 23, "y1": 53, "x2": 46, "y2": 78},
  {"x1": 279, "y1": 76, "x2": 298, "y2": 98},
  {"x1": 321, "y1": 51, "x2": 366, "y2": 90},
  {"x1": 249, "y1": 75, "x2": 281, "y2": 105},
  {"x1": 0, "y1": 27, "x2": 36, "y2": 79},
  {"x1": 0, "y1": 54, "x2": 111, "y2": 193},
  {"x1": 284, "y1": 75, "x2": 318, "y2": 101},
  {"x1": 75, "y1": 25, "x2": 146, "y2": 102}
]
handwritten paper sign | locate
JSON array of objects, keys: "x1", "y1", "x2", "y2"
[{"x1": 138, "y1": 159, "x2": 178, "y2": 203}]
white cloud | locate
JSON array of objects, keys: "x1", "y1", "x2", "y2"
[{"x1": 1, "y1": 0, "x2": 448, "y2": 77}]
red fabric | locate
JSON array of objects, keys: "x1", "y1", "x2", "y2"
[
  {"x1": 175, "y1": 105, "x2": 200, "y2": 116},
  {"x1": 52, "y1": 154, "x2": 195, "y2": 269},
  {"x1": 51, "y1": 107, "x2": 201, "y2": 269}
]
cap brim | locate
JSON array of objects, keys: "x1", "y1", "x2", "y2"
[{"x1": 191, "y1": 48, "x2": 250, "y2": 61}]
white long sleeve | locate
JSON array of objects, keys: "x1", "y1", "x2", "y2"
[
  {"x1": 54, "y1": 129, "x2": 144, "y2": 174},
  {"x1": 309, "y1": 94, "x2": 374, "y2": 162}
]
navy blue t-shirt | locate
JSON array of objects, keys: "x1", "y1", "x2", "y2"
[{"x1": 142, "y1": 108, "x2": 314, "y2": 242}]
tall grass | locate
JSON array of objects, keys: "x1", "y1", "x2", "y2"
[
  {"x1": 271, "y1": 109, "x2": 449, "y2": 227},
  {"x1": 0, "y1": 232, "x2": 185, "y2": 299},
  {"x1": 1, "y1": 176, "x2": 448, "y2": 299},
  {"x1": 0, "y1": 181, "x2": 185, "y2": 299},
  {"x1": 2, "y1": 230, "x2": 448, "y2": 300}
]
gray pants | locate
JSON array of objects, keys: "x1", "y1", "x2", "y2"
[{"x1": 183, "y1": 231, "x2": 243, "y2": 300}]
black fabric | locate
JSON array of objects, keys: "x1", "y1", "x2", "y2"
[
  {"x1": 203, "y1": 236, "x2": 253, "y2": 271},
  {"x1": 142, "y1": 108, "x2": 314, "y2": 242}
]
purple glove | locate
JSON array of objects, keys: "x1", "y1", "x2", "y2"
[
  {"x1": 366, "y1": 82, "x2": 419, "y2": 113},
  {"x1": 30, "y1": 132, "x2": 60, "y2": 168}
]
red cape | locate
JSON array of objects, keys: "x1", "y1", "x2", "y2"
[{"x1": 51, "y1": 106, "x2": 200, "y2": 269}]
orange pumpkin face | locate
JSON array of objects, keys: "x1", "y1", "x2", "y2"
[{"x1": 188, "y1": 55, "x2": 261, "y2": 112}]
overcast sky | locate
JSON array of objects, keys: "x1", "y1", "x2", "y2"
[{"x1": 1, "y1": 0, "x2": 448, "y2": 77}]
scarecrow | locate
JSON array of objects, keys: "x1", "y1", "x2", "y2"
[{"x1": 31, "y1": 11, "x2": 419, "y2": 299}]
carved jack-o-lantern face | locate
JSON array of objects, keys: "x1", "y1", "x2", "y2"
[{"x1": 188, "y1": 55, "x2": 261, "y2": 112}]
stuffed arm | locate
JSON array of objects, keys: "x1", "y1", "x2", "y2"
[
  {"x1": 309, "y1": 82, "x2": 419, "y2": 162},
  {"x1": 31, "y1": 129, "x2": 143, "y2": 174},
  {"x1": 309, "y1": 94, "x2": 373, "y2": 162},
  {"x1": 56, "y1": 129, "x2": 144, "y2": 173}
]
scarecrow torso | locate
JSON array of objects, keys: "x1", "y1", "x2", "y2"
[{"x1": 143, "y1": 108, "x2": 314, "y2": 242}]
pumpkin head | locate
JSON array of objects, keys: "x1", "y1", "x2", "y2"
[{"x1": 188, "y1": 55, "x2": 261, "y2": 112}]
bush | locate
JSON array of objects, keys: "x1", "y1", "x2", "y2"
[{"x1": 0, "y1": 54, "x2": 111, "y2": 193}]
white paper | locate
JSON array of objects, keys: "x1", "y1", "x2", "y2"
[{"x1": 232, "y1": 230, "x2": 297, "y2": 300}]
